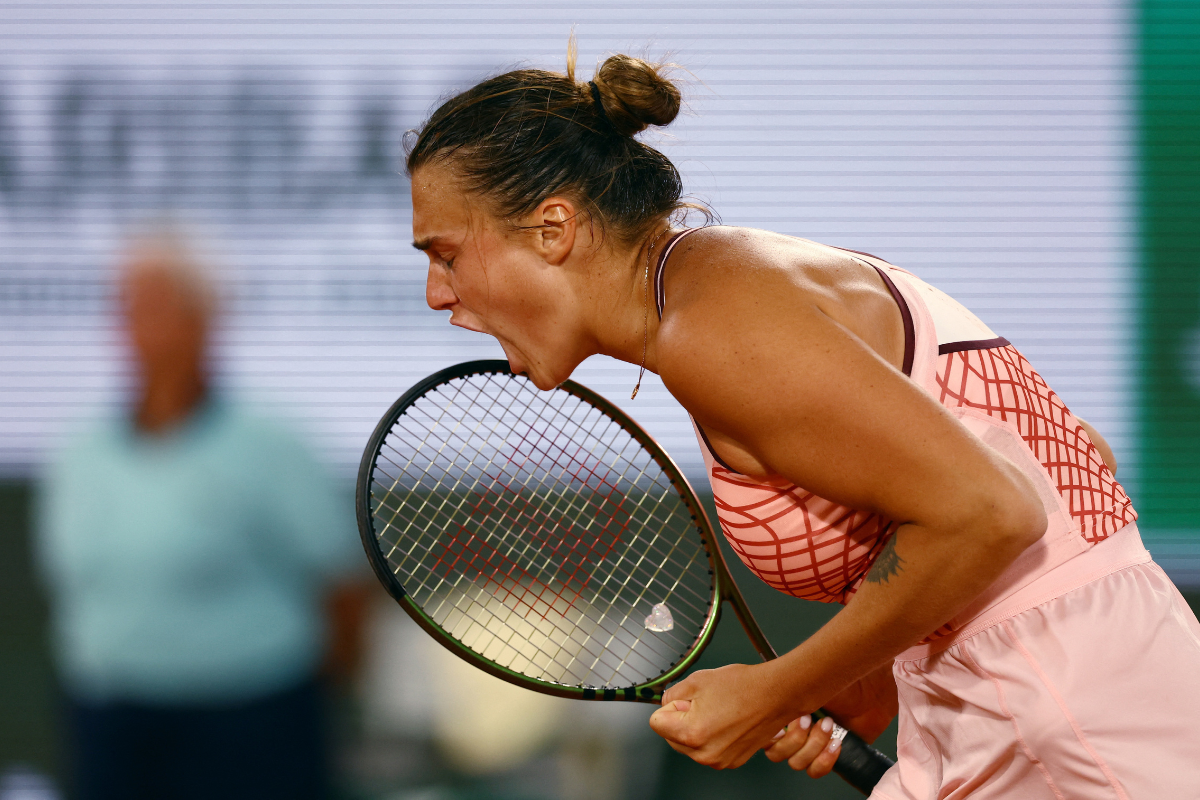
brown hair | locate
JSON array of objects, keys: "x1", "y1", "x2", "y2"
[{"x1": 405, "y1": 48, "x2": 689, "y2": 245}]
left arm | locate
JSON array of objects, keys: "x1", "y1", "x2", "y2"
[{"x1": 1077, "y1": 417, "x2": 1117, "y2": 475}]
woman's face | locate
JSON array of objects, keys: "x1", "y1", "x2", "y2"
[{"x1": 413, "y1": 162, "x2": 586, "y2": 389}]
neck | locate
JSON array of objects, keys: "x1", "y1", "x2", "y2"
[
  {"x1": 136, "y1": 368, "x2": 208, "y2": 434},
  {"x1": 583, "y1": 224, "x2": 673, "y2": 371}
]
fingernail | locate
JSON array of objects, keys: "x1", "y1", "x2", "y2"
[
  {"x1": 820, "y1": 717, "x2": 833, "y2": 732},
  {"x1": 772, "y1": 728, "x2": 786, "y2": 741},
  {"x1": 799, "y1": 715, "x2": 812, "y2": 731},
  {"x1": 827, "y1": 736, "x2": 841, "y2": 753}
]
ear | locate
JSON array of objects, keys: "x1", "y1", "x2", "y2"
[{"x1": 530, "y1": 196, "x2": 579, "y2": 266}]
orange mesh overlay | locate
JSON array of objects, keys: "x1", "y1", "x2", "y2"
[
  {"x1": 935, "y1": 345, "x2": 1136, "y2": 544},
  {"x1": 709, "y1": 472, "x2": 895, "y2": 604}
]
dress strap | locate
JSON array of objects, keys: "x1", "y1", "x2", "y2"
[
  {"x1": 828, "y1": 245, "x2": 915, "y2": 378},
  {"x1": 653, "y1": 228, "x2": 704, "y2": 319},
  {"x1": 870, "y1": 266, "x2": 916, "y2": 377}
]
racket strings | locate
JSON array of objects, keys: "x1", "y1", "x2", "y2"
[
  {"x1": 375, "y1": 433, "x2": 700, "y2": 684},
  {"x1": 379, "y1": 422, "x2": 705, "y2": 628},
  {"x1": 379, "y1": 379, "x2": 710, "y2": 615},
  {"x1": 369, "y1": 371, "x2": 714, "y2": 689},
  {"x1": 378, "y1": 418, "x2": 712, "y2": 631}
]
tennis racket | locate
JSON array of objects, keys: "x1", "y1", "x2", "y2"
[{"x1": 356, "y1": 360, "x2": 894, "y2": 794}]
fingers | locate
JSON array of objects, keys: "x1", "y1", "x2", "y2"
[
  {"x1": 764, "y1": 715, "x2": 843, "y2": 777},
  {"x1": 796, "y1": 717, "x2": 842, "y2": 779},
  {"x1": 653, "y1": 676, "x2": 697, "y2": 748},
  {"x1": 764, "y1": 715, "x2": 811, "y2": 762},
  {"x1": 648, "y1": 665, "x2": 791, "y2": 771},
  {"x1": 648, "y1": 698, "x2": 694, "y2": 748},
  {"x1": 661, "y1": 670, "x2": 705, "y2": 706}
]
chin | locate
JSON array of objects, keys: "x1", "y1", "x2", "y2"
[
  {"x1": 510, "y1": 358, "x2": 572, "y2": 392},
  {"x1": 516, "y1": 364, "x2": 557, "y2": 391},
  {"x1": 530, "y1": 373, "x2": 563, "y2": 391}
]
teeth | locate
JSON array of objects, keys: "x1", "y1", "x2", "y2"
[{"x1": 644, "y1": 602, "x2": 675, "y2": 632}]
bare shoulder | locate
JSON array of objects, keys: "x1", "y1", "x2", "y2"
[
  {"x1": 655, "y1": 226, "x2": 905, "y2": 417},
  {"x1": 660, "y1": 226, "x2": 841, "y2": 300}
]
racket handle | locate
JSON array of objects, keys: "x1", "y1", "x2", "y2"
[{"x1": 831, "y1": 727, "x2": 894, "y2": 795}]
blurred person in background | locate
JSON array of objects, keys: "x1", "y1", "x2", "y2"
[{"x1": 35, "y1": 230, "x2": 364, "y2": 800}]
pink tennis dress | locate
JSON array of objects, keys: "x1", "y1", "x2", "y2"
[{"x1": 654, "y1": 229, "x2": 1200, "y2": 798}]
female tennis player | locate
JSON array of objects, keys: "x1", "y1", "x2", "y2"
[{"x1": 405, "y1": 50, "x2": 1200, "y2": 797}]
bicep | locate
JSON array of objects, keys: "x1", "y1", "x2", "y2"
[{"x1": 663, "y1": 300, "x2": 1026, "y2": 532}]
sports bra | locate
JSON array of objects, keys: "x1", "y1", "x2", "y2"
[{"x1": 654, "y1": 228, "x2": 1137, "y2": 624}]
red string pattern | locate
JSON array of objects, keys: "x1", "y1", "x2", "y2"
[
  {"x1": 935, "y1": 345, "x2": 1136, "y2": 543},
  {"x1": 710, "y1": 472, "x2": 895, "y2": 604},
  {"x1": 429, "y1": 442, "x2": 631, "y2": 621}
]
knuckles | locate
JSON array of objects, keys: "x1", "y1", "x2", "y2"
[
  {"x1": 675, "y1": 727, "x2": 706, "y2": 750},
  {"x1": 765, "y1": 741, "x2": 799, "y2": 764},
  {"x1": 693, "y1": 749, "x2": 736, "y2": 770}
]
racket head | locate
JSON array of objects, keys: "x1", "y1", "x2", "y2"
[{"x1": 357, "y1": 360, "x2": 726, "y2": 702}]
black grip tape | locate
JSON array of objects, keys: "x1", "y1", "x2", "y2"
[{"x1": 832, "y1": 729, "x2": 894, "y2": 795}]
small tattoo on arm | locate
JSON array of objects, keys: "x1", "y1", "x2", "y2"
[{"x1": 865, "y1": 536, "x2": 904, "y2": 585}]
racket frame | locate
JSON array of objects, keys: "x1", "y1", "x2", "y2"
[{"x1": 358, "y1": 359, "x2": 736, "y2": 703}]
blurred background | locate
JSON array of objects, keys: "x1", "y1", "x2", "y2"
[{"x1": 1, "y1": 1, "x2": 1197, "y2": 798}]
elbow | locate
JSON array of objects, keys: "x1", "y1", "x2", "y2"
[
  {"x1": 1001, "y1": 498, "x2": 1047, "y2": 556},
  {"x1": 946, "y1": 463, "x2": 1048, "y2": 565},
  {"x1": 987, "y1": 468, "x2": 1049, "y2": 557}
]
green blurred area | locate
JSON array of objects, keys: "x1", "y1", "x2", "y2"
[
  {"x1": 1137, "y1": 0, "x2": 1200, "y2": 529},
  {"x1": 0, "y1": 482, "x2": 59, "y2": 783}
]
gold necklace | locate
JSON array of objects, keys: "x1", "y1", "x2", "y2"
[{"x1": 631, "y1": 226, "x2": 671, "y2": 399}]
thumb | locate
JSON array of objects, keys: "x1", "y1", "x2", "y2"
[{"x1": 649, "y1": 699, "x2": 692, "y2": 740}]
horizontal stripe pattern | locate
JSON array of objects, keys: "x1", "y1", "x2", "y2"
[{"x1": 0, "y1": 1, "x2": 1134, "y2": 484}]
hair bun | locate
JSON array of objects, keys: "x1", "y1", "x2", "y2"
[{"x1": 591, "y1": 54, "x2": 681, "y2": 137}]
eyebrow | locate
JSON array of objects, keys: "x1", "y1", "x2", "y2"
[{"x1": 412, "y1": 237, "x2": 433, "y2": 251}]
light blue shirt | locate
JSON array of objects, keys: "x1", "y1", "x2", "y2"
[{"x1": 37, "y1": 398, "x2": 359, "y2": 704}]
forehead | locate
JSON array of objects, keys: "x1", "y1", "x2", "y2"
[
  {"x1": 120, "y1": 253, "x2": 212, "y2": 314},
  {"x1": 411, "y1": 161, "x2": 477, "y2": 243}
]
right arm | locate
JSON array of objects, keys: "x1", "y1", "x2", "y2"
[{"x1": 647, "y1": 242, "x2": 1047, "y2": 771}]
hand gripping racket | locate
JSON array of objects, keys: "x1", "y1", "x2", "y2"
[{"x1": 356, "y1": 360, "x2": 894, "y2": 794}]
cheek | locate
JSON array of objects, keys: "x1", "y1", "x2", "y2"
[
  {"x1": 453, "y1": 236, "x2": 539, "y2": 321},
  {"x1": 454, "y1": 259, "x2": 505, "y2": 311}
]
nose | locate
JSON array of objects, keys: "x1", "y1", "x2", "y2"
[{"x1": 426, "y1": 262, "x2": 457, "y2": 311}]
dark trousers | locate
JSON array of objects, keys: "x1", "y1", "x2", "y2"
[{"x1": 66, "y1": 677, "x2": 330, "y2": 800}]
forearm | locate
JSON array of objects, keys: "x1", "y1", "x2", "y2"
[
  {"x1": 647, "y1": 474, "x2": 1045, "y2": 772},
  {"x1": 768, "y1": 515, "x2": 1037, "y2": 714}
]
